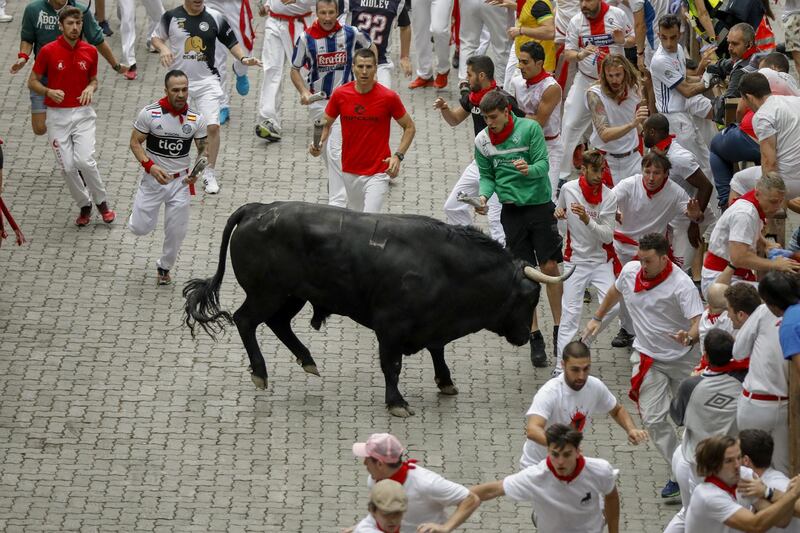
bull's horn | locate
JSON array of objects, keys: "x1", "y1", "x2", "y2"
[{"x1": 523, "y1": 264, "x2": 576, "y2": 284}]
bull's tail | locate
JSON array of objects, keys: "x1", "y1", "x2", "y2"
[{"x1": 183, "y1": 205, "x2": 248, "y2": 339}]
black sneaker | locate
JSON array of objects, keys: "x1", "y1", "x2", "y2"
[
  {"x1": 530, "y1": 331, "x2": 547, "y2": 368},
  {"x1": 98, "y1": 19, "x2": 113, "y2": 36},
  {"x1": 611, "y1": 328, "x2": 635, "y2": 348},
  {"x1": 157, "y1": 267, "x2": 171, "y2": 286},
  {"x1": 552, "y1": 325, "x2": 559, "y2": 360},
  {"x1": 452, "y1": 48, "x2": 459, "y2": 70}
]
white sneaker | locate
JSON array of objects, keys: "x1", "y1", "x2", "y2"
[
  {"x1": 0, "y1": 14, "x2": 13, "y2": 22},
  {"x1": 203, "y1": 170, "x2": 220, "y2": 194}
]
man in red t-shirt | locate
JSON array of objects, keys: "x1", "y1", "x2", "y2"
[
  {"x1": 28, "y1": 6, "x2": 115, "y2": 227},
  {"x1": 310, "y1": 48, "x2": 416, "y2": 213}
]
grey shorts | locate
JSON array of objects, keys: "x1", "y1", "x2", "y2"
[{"x1": 30, "y1": 75, "x2": 47, "y2": 114}]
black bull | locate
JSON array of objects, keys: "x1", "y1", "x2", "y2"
[{"x1": 183, "y1": 202, "x2": 573, "y2": 417}]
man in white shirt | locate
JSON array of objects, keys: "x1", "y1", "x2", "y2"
[
  {"x1": 630, "y1": 0, "x2": 669, "y2": 69},
  {"x1": 585, "y1": 53, "x2": 648, "y2": 185},
  {"x1": 351, "y1": 433, "x2": 480, "y2": 533},
  {"x1": 686, "y1": 435, "x2": 800, "y2": 533},
  {"x1": 584, "y1": 232, "x2": 704, "y2": 499},
  {"x1": 520, "y1": 341, "x2": 648, "y2": 468},
  {"x1": 471, "y1": 424, "x2": 621, "y2": 533},
  {"x1": 353, "y1": 479, "x2": 407, "y2": 533},
  {"x1": 556, "y1": 0, "x2": 632, "y2": 184}
]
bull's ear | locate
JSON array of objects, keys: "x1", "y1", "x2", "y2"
[{"x1": 523, "y1": 265, "x2": 576, "y2": 284}]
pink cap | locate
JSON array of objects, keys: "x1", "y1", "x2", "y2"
[{"x1": 352, "y1": 433, "x2": 405, "y2": 464}]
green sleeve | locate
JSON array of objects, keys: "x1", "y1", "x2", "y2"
[
  {"x1": 20, "y1": 4, "x2": 37, "y2": 43},
  {"x1": 527, "y1": 123, "x2": 550, "y2": 181},
  {"x1": 80, "y1": 7, "x2": 106, "y2": 46},
  {"x1": 476, "y1": 146, "x2": 496, "y2": 199}
]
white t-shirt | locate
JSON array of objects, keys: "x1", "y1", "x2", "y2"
[
  {"x1": 651, "y1": 44, "x2": 688, "y2": 113},
  {"x1": 585, "y1": 84, "x2": 640, "y2": 153},
  {"x1": 366, "y1": 466, "x2": 469, "y2": 533},
  {"x1": 616, "y1": 260, "x2": 704, "y2": 361},
  {"x1": 666, "y1": 141, "x2": 700, "y2": 195},
  {"x1": 508, "y1": 75, "x2": 562, "y2": 138},
  {"x1": 565, "y1": 6, "x2": 632, "y2": 80},
  {"x1": 706, "y1": 198, "x2": 763, "y2": 263},
  {"x1": 503, "y1": 456, "x2": 617, "y2": 533},
  {"x1": 353, "y1": 515, "x2": 383, "y2": 533},
  {"x1": 760, "y1": 468, "x2": 800, "y2": 533},
  {"x1": 133, "y1": 102, "x2": 207, "y2": 175},
  {"x1": 733, "y1": 304, "x2": 788, "y2": 397},
  {"x1": 686, "y1": 481, "x2": 746, "y2": 533},
  {"x1": 699, "y1": 309, "x2": 735, "y2": 349},
  {"x1": 268, "y1": 0, "x2": 314, "y2": 15},
  {"x1": 520, "y1": 374, "x2": 618, "y2": 467},
  {"x1": 759, "y1": 68, "x2": 800, "y2": 97},
  {"x1": 629, "y1": 0, "x2": 669, "y2": 56},
  {"x1": 558, "y1": 179, "x2": 618, "y2": 265},
  {"x1": 753, "y1": 95, "x2": 800, "y2": 180}
]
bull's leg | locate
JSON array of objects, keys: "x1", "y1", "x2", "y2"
[
  {"x1": 428, "y1": 346, "x2": 458, "y2": 396},
  {"x1": 379, "y1": 345, "x2": 415, "y2": 418},
  {"x1": 233, "y1": 300, "x2": 269, "y2": 390},
  {"x1": 266, "y1": 297, "x2": 320, "y2": 376}
]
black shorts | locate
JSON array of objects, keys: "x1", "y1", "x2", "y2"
[{"x1": 501, "y1": 203, "x2": 563, "y2": 267}]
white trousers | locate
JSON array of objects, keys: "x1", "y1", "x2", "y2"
[
  {"x1": 411, "y1": 0, "x2": 453, "y2": 78},
  {"x1": 46, "y1": 106, "x2": 108, "y2": 208},
  {"x1": 605, "y1": 151, "x2": 642, "y2": 185},
  {"x1": 128, "y1": 171, "x2": 190, "y2": 271},
  {"x1": 663, "y1": 447, "x2": 699, "y2": 533},
  {"x1": 558, "y1": 71, "x2": 596, "y2": 179},
  {"x1": 119, "y1": 0, "x2": 164, "y2": 66},
  {"x1": 614, "y1": 246, "x2": 637, "y2": 333},
  {"x1": 737, "y1": 395, "x2": 790, "y2": 474},
  {"x1": 309, "y1": 101, "x2": 346, "y2": 207},
  {"x1": 504, "y1": 44, "x2": 522, "y2": 91},
  {"x1": 669, "y1": 208, "x2": 716, "y2": 272},
  {"x1": 457, "y1": 0, "x2": 514, "y2": 86},
  {"x1": 635, "y1": 349, "x2": 698, "y2": 477},
  {"x1": 377, "y1": 62, "x2": 393, "y2": 89},
  {"x1": 664, "y1": 108, "x2": 713, "y2": 178},
  {"x1": 258, "y1": 13, "x2": 313, "y2": 127},
  {"x1": 210, "y1": 0, "x2": 252, "y2": 108},
  {"x1": 342, "y1": 172, "x2": 390, "y2": 213},
  {"x1": 442, "y1": 159, "x2": 506, "y2": 245},
  {"x1": 546, "y1": 137, "x2": 564, "y2": 201},
  {"x1": 731, "y1": 165, "x2": 800, "y2": 199},
  {"x1": 556, "y1": 261, "x2": 619, "y2": 369}
]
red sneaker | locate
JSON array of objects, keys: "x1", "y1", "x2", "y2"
[
  {"x1": 75, "y1": 206, "x2": 91, "y2": 226},
  {"x1": 97, "y1": 202, "x2": 116, "y2": 223},
  {"x1": 433, "y1": 71, "x2": 449, "y2": 89},
  {"x1": 408, "y1": 76, "x2": 433, "y2": 89}
]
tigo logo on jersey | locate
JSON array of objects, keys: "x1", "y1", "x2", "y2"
[
  {"x1": 157, "y1": 138, "x2": 188, "y2": 156},
  {"x1": 317, "y1": 51, "x2": 347, "y2": 70}
]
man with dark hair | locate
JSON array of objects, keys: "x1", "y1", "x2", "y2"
[
  {"x1": 519, "y1": 341, "x2": 647, "y2": 468},
  {"x1": 435, "y1": 55, "x2": 523, "y2": 244},
  {"x1": 666, "y1": 329, "x2": 743, "y2": 531},
  {"x1": 725, "y1": 282, "x2": 763, "y2": 328},
  {"x1": 28, "y1": 6, "x2": 116, "y2": 227},
  {"x1": 128, "y1": 70, "x2": 208, "y2": 286},
  {"x1": 605, "y1": 151, "x2": 701, "y2": 348},
  {"x1": 473, "y1": 88, "x2": 561, "y2": 368},
  {"x1": 313, "y1": 48, "x2": 415, "y2": 213},
  {"x1": 584, "y1": 232, "x2": 704, "y2": 499},
  {"x1": 708, "y1": 22, "x2": 759, "y2": 125},
  {"x1": 758, "y1": 52, "x2": 800, "y2": 96},
  {"x1": 471, "y1": 423, "x2": 621, "y2": 532},
  {"x1": 686, "y1": 435, "x2": 800, "y2": 532}
]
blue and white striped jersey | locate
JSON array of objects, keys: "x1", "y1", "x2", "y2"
[{"x1": 291, "y1": 24, "x2": 372, "y2": 96}]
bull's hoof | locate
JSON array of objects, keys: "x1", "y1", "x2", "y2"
[
  {"x1": 438, "y1": 384, "x2": 459, "y2": 396},
  {"x1": 387, "y1": 405, "x2": 415, "y2": 418},
  {"x1": 250, "y1": 374, "x2": 268, "y2": 390},
  {"x1": 302, "y1": 364, "x2": 320, "y2": 376}
]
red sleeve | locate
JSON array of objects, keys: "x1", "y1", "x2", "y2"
[
  {"x1": 32, "y1": 46, "x2": 48, "y2": 76},
  {"x1": 389, "y1": 91, "x2": 406, "y2": 120},
  {"x1": 325, "y1": 90, "x2": 341, "y2": 119},
  {"x1": 89, "y1": 48, "x2": 98, "y2": 78}
]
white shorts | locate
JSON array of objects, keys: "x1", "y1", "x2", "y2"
[{"x1": 189, "y1": 81, "x2": 224, "y2": 126}]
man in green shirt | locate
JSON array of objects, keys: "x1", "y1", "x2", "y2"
[
  {"x1": 9, "y1": 0, "x2": 127, "y2": 135},
  {"x1": 475, "y1": 89, "x2": 563, "y2": 370}
]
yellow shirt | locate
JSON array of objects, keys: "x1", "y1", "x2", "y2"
[{"x1": 515, "y1": 0, "x2": 557, "y2": 72}]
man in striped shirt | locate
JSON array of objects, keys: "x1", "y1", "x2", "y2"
[{"x1": 290, "y1": 0, "x2": 376, "y2": 208}]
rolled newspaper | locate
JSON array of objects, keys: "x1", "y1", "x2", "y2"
[
  {"x1": 307, "y1": 91, "x2": 327, "y2": 103},
  {"x1": 457, "y1": 192, "x2": 484, "y2": 208},
  {"x1": 187, "y1": 155, "x2": 208, "y2": 196},
  {"x1": 313, "y1": 119, "x2": 324, "y2": 149}
]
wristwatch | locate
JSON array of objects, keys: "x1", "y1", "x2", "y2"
[
  {"x1": 394, "y1": 152, "x2": 405, "y2": 162},
  {"x1": 113, "y1": 63, "x2": 121, "y2": 72}
]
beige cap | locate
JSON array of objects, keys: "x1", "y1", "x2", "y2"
[{"x1": 370, "y1": 479, "x2": 408, "y2": 513}]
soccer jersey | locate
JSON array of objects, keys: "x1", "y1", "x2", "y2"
[
  {"x1": 503, "y1": 456, "x2": 617, "y2": 533},
  {"x1": 153, "y1": 5, "x2": 239, "y2": 84},
  {"x1": 515, "y1": 0, "x2": 557, "y2": 71},
  {"x1": 20, "y1": 0, "x2": 105, "y2": 55},
  {"x1": 459, "y1": 89, "x2": 524, "y2": 137},
  {"x1": 32, "y1": 36, "x2": 98, "y2": 109},
  {"x1": 558, "y1": 179, "x2": 617, "y2": 265},
  {"x1": 565, "y1": 3, "x2": 631, "y2": 79},
  {"x1": 520, "y1": 375, "x2": 617, "y2": 467},
  {"x1": 651, "y1": 44, "x2": 688, "y2": 113},
  {"x1": 733, "y1": 304, "x2": 788, "y2": 397},
  {"x1": 585, "y1": 84, "x2": 640, "y2": 153},
  {"x1": 292, "y1": 23, "x2": 373, "y2": 96},
  {"x1": 706, "y1": 199, "x2": 763, "y2": 262},
  {"x1": 616, "y1": 260, "x2": 704, "y2": 361},
  {"x1": 629, "y1": 0, "x2": 669, "y2": 56},
  {"x1": 508, "y1": 75, "x2": 562, "y2": 138},
  {"x1": 133, "y1": 101, "x2": 208, "y2": 174},
  {"x1": 340, "y1": 0, "x2": 409, "y2": 65},
  {"x1": 325, "y1": 81, "x2": 406, "y2": 175}
]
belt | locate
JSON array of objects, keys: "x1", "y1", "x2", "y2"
[
  {"x1": 545, "y1": 134, "x2": 560, "y2": 141},
  {"x1": 599, "y1": 148, "x2": 636, "y2": 159},
  {"x1": 743, "y1": 389, "x2": 788, "y2": 401},
  {"x1": 171, "y1": 168, "x2": 189, "y2": 178}
]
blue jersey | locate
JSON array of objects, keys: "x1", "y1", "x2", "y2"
[
  {"x1": 339, "y1": 0, "x2": 409, "y2": 64},
  {"x1": 291, "y1": 24, "x2": 373, "y2": 96}
]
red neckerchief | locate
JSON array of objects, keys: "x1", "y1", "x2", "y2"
[
  {"x1": 643, "y1": 175, "x2": 668, "y2": 199},
  {"x1": 159, "y1": 97, "x2": 188, "y2": 124},
  {"x1": 708, "y1": 360, "x2": 750, "y2": 373},
  {"x1": 588, "y1": 2, "x2": 611, "y2": 74},
  {"x1": 488, "y1": 113, "x2": 515, "y2": 145},
  {"x1": 652, "y1": 134, "x2": 676, "y2": 153},
  {"x1": 706, "y1": 312, "x2": 720, "y2": 323},
  {"x1": 737, "y1": 190, "x2": 766, "y2": 223},
  {"x1": 306, "y1": 19, "x2": 342, "y2": 39},
  {"x1": 706, "y1": 475, "x2": 738, "y2": 499},
  {"x1": 388, "y1": 459, "x2": 418, "y2": 485},
  {"x1": 526, "y1": 69, "x2": 552, "y2": 86},
  {"x1": 741, "y1": 46, "x2": 759, "y2": 61},
  {"x1": 634, "y1": 260, "x2": 673, "y2": 292},
  {"x1": 578, "y1": 174, "x2": 603, "y2": 204},
  {"x1": 468, "y1": 80, "x2": 497, "y2": 106},
  {"x1": 546, "y1": 455, "x2": 586, "y2": 483}
]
